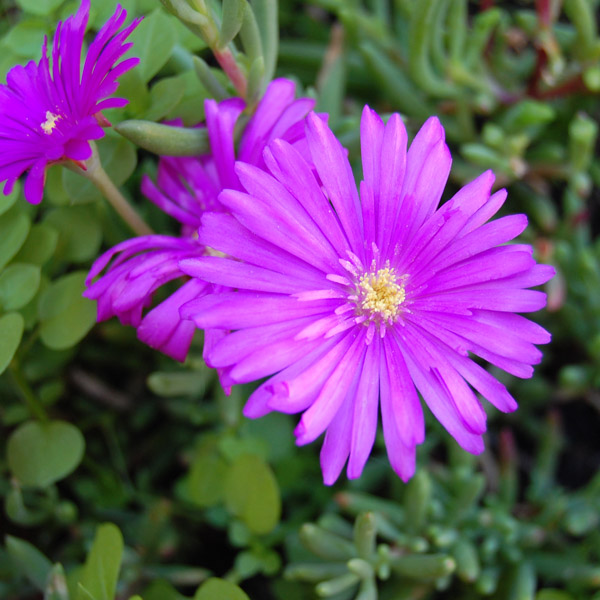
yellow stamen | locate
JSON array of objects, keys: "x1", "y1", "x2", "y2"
[
  {"x1": 358, "y1": 263, "x2": 405, "y2": 323},
  {"x1": 41, "y1": 111, "x2": 61, "y2": 135}
]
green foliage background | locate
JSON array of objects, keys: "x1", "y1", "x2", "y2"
[{"x1": 0, "y1": 0, "x2": 599, "y2": 599}]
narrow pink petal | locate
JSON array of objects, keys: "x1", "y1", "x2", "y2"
[
  {"x1": 294, "y1": 330, "x2": 367, "y2": 445},
  {"x1": 181, "y1": 292, "x2": 338, "y2": 329},
  {"x1": 347, "y1": 335, "x2": 381, "y2": 479},
  {"x1": 305, "y1": 112, "x2": 364, "y2": 257}
]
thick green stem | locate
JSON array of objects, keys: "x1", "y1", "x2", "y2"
[{"x1": 76, "y1": 143, "x2": 153, "y2": 237}]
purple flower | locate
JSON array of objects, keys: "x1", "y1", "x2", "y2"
[
  {"x1": 179, "y1": 106, "x2": 555, "y2": 484},
  {"x1": 0, "y1": 0, "x2": 141, "y2": 204},
  {"x1": 85, "y1": 79, "x2": 316, "y2": 362}
]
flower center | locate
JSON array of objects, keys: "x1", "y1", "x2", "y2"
[
  {"x1": 358, "y1": 263, "x2": 405, "y2": 324},
  {"x1": 41, "y1": 111, "x2": 61, "y2": 135}
]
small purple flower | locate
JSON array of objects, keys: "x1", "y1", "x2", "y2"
[
  {"x1": 0, "y1": 0, "x2": 141, "y2": 204},
  {"x1": 85, "y1": 79, "x2": 316, "y2": 362},
  {"x1": 179, "y1": 106, "x2": 555, "y2": 484}
]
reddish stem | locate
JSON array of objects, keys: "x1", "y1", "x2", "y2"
[{"x1": 214, "y1": 47, "x2": 247, "y2": 97}]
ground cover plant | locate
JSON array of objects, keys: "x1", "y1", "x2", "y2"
[{"x1": 0, "y1": 0, "x2": 599, "y2": 599}]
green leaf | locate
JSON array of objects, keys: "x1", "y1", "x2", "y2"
[
  {"x1": 165, "y1": 70, "x2": 209, "y2": 126},
  {"x1": 12, "y1": 223, "x2": 59, "y2": 266},
  {"x1": 145, "y1": 76, "x2": 187, "y2": 122},
  {"x1": 116, "y1": 120, "x2": 210, "y2": 156},
  {"x1": 219, "y1": 0, "x2": 246, "y2": 47},
  {"x1": 0, "y1": 312, "x2": 24, "y2": 375},
  {"x1": 45, "y1": 205, "x2": 102, "y2": 263},
  {"x1": 14, "y1": 0, "x2": 62, "y2": 18},
  {"x1": 5, "y1": 535, "x2": 52, "y2": 590},
  {"x1": 4, "y1": 19, "x2": 48, "y2": 58},
  {"x1": 224, "y1": 453, "x2": 281, "y2": 535},
  {"x1": 0, "y1": 263, "x2": 41, "y2": 310},
  {"x1": 142, "y1": 579, "x2": 188, "y2": 600},
  {"x1": 7, "y1": 420, "x2": 85, "y2": 488},
  {"x1": 194, "y1": 578, "x2": 250, "y2": 600},
  {"x1": 38, "y1": 271, "x2": 97, "y2": 350},
  {"x1": 536, "y1": 591, "x2": 574, "y2": 600},
  {"x1": 77, "y1": 523, "x2": 124, "y2": 600},
  {"x1": 128, "y1": 9, "x2": 177, "y2": 83},
  {"x1": 252, "y1": 0, "x2": 278, "y2": 82},
  {"x1": 188, "y1": 449, "x2": 228, "y2": 507},
  {"x1": 0, "y1": 208, "x2": 31, "y2": 271},
  {"x1": 0, "y1": 180, "x2": 20, "y2": 216}
]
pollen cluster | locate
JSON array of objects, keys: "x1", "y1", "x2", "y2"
[
  {"x1": 41, "y1": 111, "x2": 61, "y2": 135},
  {"x1": 358, "y1": 263, "x2": 405, "y2": 324}
]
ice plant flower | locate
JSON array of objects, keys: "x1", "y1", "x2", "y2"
[
  {"x1": 84, "y1": 79, "x2": 316, "y2": 361},
  {"x1": 0, "y1": 0, "x2": 140, "y2": 204},
  {"x1": 179, "y1": 106, "x2": 555, "y2": 484}
]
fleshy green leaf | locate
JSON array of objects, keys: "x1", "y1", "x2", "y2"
[
  {"x1": 194, "y1": 578, "x2": 250, "y2": 600},
  {"x1": 128, "y1": 9, "x2": 177, "y2": 83},
  {"x1": 77, "y1": 523, "x2": 124, "y2": 600},
  {"x1": 38, "y1": 271, "x2": 97, "y2": 350},
  {"x1": 5, "y1": 535, "x2": 53, "y2": 590},
  {"x1": 45, "y1": 205, "x2": 102, "y2": 263},
  {"x1": 4, "y1": 19, "x2": 48, "y2": 58},
  {"x1": 116, "y1": 120, "x2": 210, "y2": 156},
  {"x1": 219, "y1": 0, "x2": 246, "y2": 47},
  {"x1": 224, "y1": 453, "x2": 281, "y2": 534},
  {"x1": 0, "y1": 180, "x2": 20, "y2": 216},
  {"x1": 0, "y1": 312, "x2": 24, "y2": 375},
  {"x1": 0, "y1": 208, "x2": 31, "y2": 271},
  {"x1": 188, "y1": 448, "x2": 228, "y2": 507},
  {"x1": 7, "y1": 420, "x2": 85, "y2": 488},
  {"x1": 0, "y1": 263, "x2": 41, "y2": 310},
  {"x1": 145, "y1": 76, "x2": 187, "y2": 122},
  {"x1": 14, "y1": 0, "x2": 62, "y2": 17},
  {"x1": 12, "y1": 223, "x2": 59, "y2": 266}
]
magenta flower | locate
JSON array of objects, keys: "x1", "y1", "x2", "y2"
[
  {"x1": 84, "y1": 79, "x2": 316, "y2": 362},
  {"x1": 179, "y1": 106, "x2": 555, "y2": 484},
  {"x1": 0, "y1": 0, "x2": 140, "y2": 204}
]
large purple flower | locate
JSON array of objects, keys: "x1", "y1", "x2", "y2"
[
  {"x1": 0, "y1": 0, "x2": 140, "y2": 204},
  {"x1": 84, "y1": 79, "x2": 316, "y2": 362},
  {"x1": 179, "y1": 106, "x2": 555, "y2": 484}
]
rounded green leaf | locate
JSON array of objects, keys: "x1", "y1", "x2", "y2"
[
  {"x1": 145, "y1": 76, "x2": 186, "y2": 122},
  {"x1": 0, "y1": 208, "x2": 31, "y2": 271},
  {"x1": 128, "y1": 9, "x2": 177, "y2": 83},
  {"x1": 188, "y1": 451, "x2": 228, "y2": 507},
  {"x1": 4, "y1": 19, "x2": 48, "y2": 58},
  {"x1": 0, "y1": 312, "x2": 24, "y2": 375},
  {"x1": 13, "y1": 223, "x2": 59, "y2": 266},
  {"x1": 45, "y1": 205, "x2": 102, "y2": 263},
  {"x1": 194, "y1": 578, "x2": 250, "y2": 600},
  {"x1": 0, "y1": 180, "x2": 20, "y2": 216},
  {"x1": 224, "y1": 453, "x2": 281, "y2": 535},
  {"x1": 7, "y1": 420, "x2": 85, "y2": 487},
  {"x1": 15, "y1": 0, "x2": 63, "y2": 16},
  {"x1": 38, "y1": 271, "x2": 96, "y2": 350},
  {"x1": 0, "y1": 263, "x2": 41, "y2": 310}
]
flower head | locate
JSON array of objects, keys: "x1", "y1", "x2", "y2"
[
  {"x1": 0, "y1": 0, "x2": 141, "y2": 204},
  {"x1": 179, "y1": 106, "x2": 555, "y2": 484},
  {"x1": 84, "y1": 79, "x2": 316, "y2": 362}
]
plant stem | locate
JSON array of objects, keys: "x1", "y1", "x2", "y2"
[
  {"x1": 214, "y1": 46, "x2": 248, "y2": 97},
  {"x1": 10, "y1": 364, "x2": 48, "y2": 422},
  {"x1": 74, "y1": 142, "x2": 153, "y2": 237}
]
